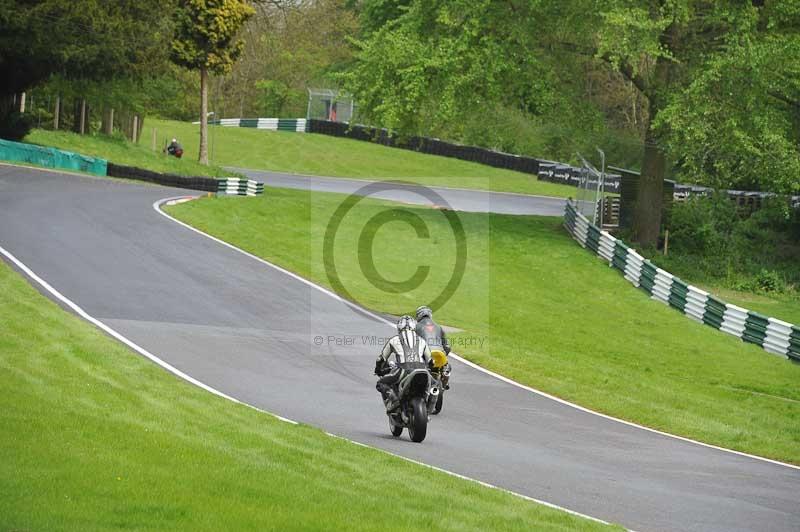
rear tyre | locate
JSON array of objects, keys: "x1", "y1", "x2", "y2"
[
  {"x1": 432, "y1": 392, "x2": 444, "y2": 415},
  {"x1": 407, "y1": 397, "x2": 428, "y2": 443},
  {"x1": 389, "y1": 418, "x2": 403, "y2": 437}
]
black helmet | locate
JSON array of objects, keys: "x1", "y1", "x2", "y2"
[{"x1": 415, "y1": 305, "x2": 432, "y2": 321}]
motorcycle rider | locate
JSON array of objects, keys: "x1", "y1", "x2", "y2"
[
  {"x1": 415, "y1": 305, "x2": 452, "y2": 390},
  {"x1": 374, "y1": 315, "x2": 431, "y2": 413}
]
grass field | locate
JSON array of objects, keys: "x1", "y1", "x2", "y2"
[
  {"x1": 24, "y1": 128, "x2": 233, "y2": 178},
  {"x1": 142, "y1": 118, "x2": 578, "y2": 197},
  {"x1": 167, "y1": 188, "x2": 800, "y2": 464},
  {"x1": 0, "y1": 260, "x2": 616, "y2": 531}
]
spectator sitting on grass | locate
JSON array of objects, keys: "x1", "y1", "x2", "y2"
[{"x1": 166, "y1": 138, "x2": 183, "y2": 158}]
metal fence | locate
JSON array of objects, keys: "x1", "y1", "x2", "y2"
[{"x1": 306, "y1": 89, "x2": 356, "y2": 123}]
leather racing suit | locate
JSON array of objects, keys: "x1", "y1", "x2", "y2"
[
  {"x1": 374, "y1": 332, "x2": 431, "y2": 412},
  {"x1": 415, "y1": 316, "x2": 452, "y2": 389}
]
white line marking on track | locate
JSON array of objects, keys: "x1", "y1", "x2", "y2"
[
  {"x1": 0, "y1": 242, "x2": 297, "y2": 426},
  {"x1": 155, "y1": 195, "x2": 800, "y2": 472},
  {"x1": 322, "y1": 432, "x2": 617, "y2": 528}
]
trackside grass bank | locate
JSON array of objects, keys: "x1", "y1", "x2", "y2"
[
  {"x1": 142, "y1": 118, "x2": 578, "y2": 198},
  {"x1": 167, "y1": 188, "x2": 800, "y2": 464},
  {"x1": 24, "y1": 128, "x2": 233, "y2": 178},
  {"x1": 0, "y1": 260, "x2": 616, "y2": 530}
]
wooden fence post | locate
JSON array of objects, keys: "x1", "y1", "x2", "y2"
[
  {"x1": 79, "y1": 99, "x2": 86, "y2": 134},
  {"x1": 53, "y1": 96, "x2": 60, "y2": 130}
]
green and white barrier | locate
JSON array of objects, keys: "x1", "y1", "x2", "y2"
[
  {"x1": 217, "y1": 178, "x2": 264, "y2": 196},
  {"x1": 564, "y1": 200, "x2": 800, "y2": 361},
  {"x1": 202, "y1": 118, "x2": 308, "y2": 132}
]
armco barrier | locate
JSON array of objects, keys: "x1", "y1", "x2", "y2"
[
  {"x1": 307, "y1": 119, "x2": 542, "y2": 175},
  {"x1": 0, "y1": 138, "x2": 107, "y2": 176},
  {"x1": 563, "y1": 200, "x2": 800, "y2": 361},
  {"x1": 107, "y1": 163, "x2": 220, "y2": 192},
  {"x1": 205, "y1": 118, "x2": 307, "y2": 133},
  {"x1": 107, "y1": 163, "x2": 261, "y2": 195}
]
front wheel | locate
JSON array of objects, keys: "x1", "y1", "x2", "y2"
[
  {"x1": 389, "y1": 417, "x2": 403, "y2": 437},
  {"x1": 432, "y1": 391, "x2": 444, "y2": 415},
  {"x1": 407, "y1": 397, "x2": 428, "y2": 443}
]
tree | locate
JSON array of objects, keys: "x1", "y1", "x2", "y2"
[
  {"x1": 581, "y1": 1, "x2": 800, "y2": 243},
  {"x1": 343, "y1": 0, "x2": 800, "y2": 245},
  {"x1": 0, "y1": 0, "x2": 170, "y2": 139},
  {"x1": 214, "y1": 0, "x2": 358, "y2": 118},
  {"x1": 171, "y1": 0, "x2": 254, "y2": 164}
]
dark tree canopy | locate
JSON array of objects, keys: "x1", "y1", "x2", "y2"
[{"x1": 0, "y1": 0, "x2": 171, "y2": 98}]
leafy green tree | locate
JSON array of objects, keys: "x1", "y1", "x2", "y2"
[
  {"x1": 344, "y1": 0, "x2": 800, "y2": 245},
  {"x1": 171, "y1": 0, "x2": 254, "y2": 164},
  {"x1": 654, "y1": 4, "x2": 800, "y2": 195},
  {"x1": 583, "y1": 1, "x2": 800, "y2": 243},
  {"x1": 0, "y1": 0, "x2": 170, "y2": 139}
]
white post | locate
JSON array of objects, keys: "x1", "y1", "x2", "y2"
[
  {"x1": 595, "y1": 147, "x2": 605, "y2": 227},
  {"x1": 20, "y1": 92, "x2": 26, "y2": 113}
]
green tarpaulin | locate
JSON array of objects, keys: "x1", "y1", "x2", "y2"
[{"x1": 0, "y1": 138, "x2": 107, "y2": 176}]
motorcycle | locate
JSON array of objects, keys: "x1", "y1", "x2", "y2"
[
  {"x1": 428, "y1": 349, "x2": 450, "y2": 415},
  {"x1": 386, "y1": 361, "x2": 440, "y2": 442}
]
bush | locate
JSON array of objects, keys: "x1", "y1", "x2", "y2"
[
  {"x1": 0, "y1": 109, "x2": 34, "y2": 141},
  {"x1": 656, "y1": 194, "x2": 800, "y2": 295},
  {"x1": 668, "y1": 193, "x2": 738, "y2": 256}
]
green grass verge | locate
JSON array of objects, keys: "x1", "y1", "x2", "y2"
[
  {"x1": 142, "y1": 118, "x2": 579, "y2": 198},
  {"x1": 0, "y1": 261, "x2": 617, "y2": 530},
  {"x1": 638, "y1": 250, "x2": 800, "y2": 326},
  {"x1": 692, "y1": 286, "x2": 800, "y2": 326},
  {"x1": 24, "y1": 128, "x2": 233, "y2": 178},
  {"x1": 167, "y1": 188, "x2": 800, "y2": 464}
]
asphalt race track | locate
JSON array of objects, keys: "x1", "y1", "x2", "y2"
[
  {"x1": 231, "y1": 167, "x2": 569, "y2": 216},
  {"x1": 2, "y1": 165, "x2": 799, "y2": 531}
]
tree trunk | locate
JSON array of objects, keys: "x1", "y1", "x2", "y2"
[
  {"x1": 79, "y1": 98, "x2": 86, "y2": 134},
  {"x1": 632, "y1": 116, "x2": 666, "y2": 246},
  {"x1": 631, "y1": 51, "x2": 673, "y2": 247},
  {"x1": 134, "y1": 114, "x2": 144, "y2": 143},
  {"x1": 19, "y1": 92, "x2": 26, "y2": 113},
  {"x1": 72, "y1": 99, "x2": 81, "y2": 133},
  {"x1": 199, "y1": 67, "x2": 209, "y2": 165},
  {"x1": 53, "y1": 96, "x2": 60, "y2": 130},
  {"x1": 102, "y1": 107, "x2": 114, "y2": 135}
]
